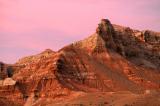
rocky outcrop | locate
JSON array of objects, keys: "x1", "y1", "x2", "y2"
[
  {"x1": 0, "y1": 62, "x2": 14, "y2": 80},
  {"x1": 143, "y1": 30, "x2": 160, "y2": 44},
  {"x1": 2, "y1": 78, "x2": 16, "y2": 86},
  {"x1": 0, "y1": 62, "x2": 7, "y2": 80},
  {"x1": 96, "y1": 19, "x2": 116, "y2": 50},
  {"x1": 0, "y1": 19, "x2": 160, "y2": 106}
]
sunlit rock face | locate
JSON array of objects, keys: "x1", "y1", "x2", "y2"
[{"x1": 0, "y1": 19, "x2": 160, "y2": 106}]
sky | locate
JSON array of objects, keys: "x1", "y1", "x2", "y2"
[{"x1": 0, "y1": 0, "x2": 160, "y2": 63}]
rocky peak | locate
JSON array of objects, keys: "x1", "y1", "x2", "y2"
[
  {"x1": 96, "y1": 19, "x2": 114, "y2": 35},
  {"x1": 16, "y1": 49, "x2": 55, "y2": 65},
  {"x1": 96, "y1": 19, "x2": 116, "y2": 50},
  {"x1": 40, "y1": 49, "x2": 54, "y2": 54},
  {"x1": 72, "y1": 19, "x2": 117, "y2": 53}
]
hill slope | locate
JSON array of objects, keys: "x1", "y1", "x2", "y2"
[{"x1": 0, "y1": 19, "x2": 160, "y2": 106}]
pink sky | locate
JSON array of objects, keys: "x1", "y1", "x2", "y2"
[{"x1": 0, "y1": 0, "x2": 160, "y2": 63}]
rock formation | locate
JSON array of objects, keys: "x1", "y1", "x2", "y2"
[{"x1": 0, "y1": 19, "x2": 160, "y2": 106}]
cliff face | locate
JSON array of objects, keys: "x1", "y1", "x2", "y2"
[
  {"x1": 56, "y1": 19, "x2": 160, "y2": 92},
  {"x1": 0, "y1": 19, "x2": 160, "y2": 106}
]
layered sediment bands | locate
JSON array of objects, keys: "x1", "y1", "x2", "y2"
[
  {"x1": 0, "y1": 19, "x2": 160, "y2": 105},
  {"x1": 55, "y1": 48, "x2": 141, "y2": 93}
]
